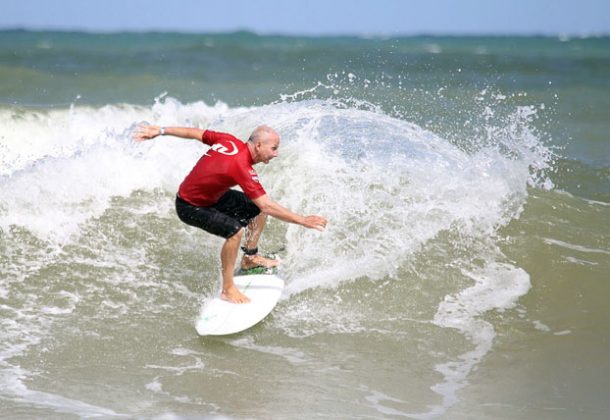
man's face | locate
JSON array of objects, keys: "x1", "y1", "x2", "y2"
[{"x1": 257, "y1": 134, "x2": 280, "y2": 164}]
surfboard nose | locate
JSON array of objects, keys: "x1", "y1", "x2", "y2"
[{"x1": 196, "y1": 274, "x2": 284, "y2": 336}]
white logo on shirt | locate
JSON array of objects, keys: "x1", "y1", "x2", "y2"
[{"x1": 206, "y1": 141, "x2": 239, "y2": 156}]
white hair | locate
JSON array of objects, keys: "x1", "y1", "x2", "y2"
[{"x1": 248, "y1": 125, "x2": 277, "y2": 143}]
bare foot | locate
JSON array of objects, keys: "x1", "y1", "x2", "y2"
[
  {"x1": 241, "y1": 254, "x2": 280, "y2": 270},
  {"x1": 221, "y1": 285, "x2": 250, "y2": 304}
]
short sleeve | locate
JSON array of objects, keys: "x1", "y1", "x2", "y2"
[
  {"x1": 234, "y1": 164, "x2": 266, "y2": 200},
  {"x1": 201, "y1": 130, "x2": 239, "y2": 146}
]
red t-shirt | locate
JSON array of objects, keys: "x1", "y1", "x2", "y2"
[{"x1": 178, "y1": 130, "x2": 266, "y2": 207}]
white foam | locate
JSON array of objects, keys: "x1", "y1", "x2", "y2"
[
  {"x1": 0, "y1": 100, "x2": 239, "y2": 243},
  {"x1": 277, "y1": 295, "x2": 367, "y2": 338},
  {"x1": 7, "y1": 378, "x2": 125, "y2": 418},
  {"x1": 40, "y1": 290, "x2": 80, "y2": 315},
  {"x1": 228, "y1": 337, "x2": 310, "y2": 365},
  {"x1": 223, "y1": 100, "x2": 543, "y2": 299},
  {"x1": 533, "y1": 320, "x2": 552, "y2": 332},
  {"x1": 1, "y1": 96, "x2": 551, "y2": 417},
  {"x1": 543, "y1": 237, "x2": 610, "y2": 255},
  {"x1": 565, "y1": 256, "x2": 599, "y2": 266},
  {"x1": 1, "y1": 96, "x2": 549, "y2": 250},
  {"x1": 363, "y1": 387, "x2": 411, "y2": 417},
  {"x1": 145, "y1": 378, "x2": 163, "y2": 393},
  {"x1": 413, "y1": 261, "x2": 531, "y2": 419}
]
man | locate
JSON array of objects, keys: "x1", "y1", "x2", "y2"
[{"x1": 134, "y1": 124, "x2": 327, "y2": 304}]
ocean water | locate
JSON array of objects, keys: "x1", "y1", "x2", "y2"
[{"x1": 0, "y1": 30, "x2": 609, "y2": 419}]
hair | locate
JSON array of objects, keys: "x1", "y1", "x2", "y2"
[{"x1": 248, "y1": 125, "x2": 277, "y2": 144}]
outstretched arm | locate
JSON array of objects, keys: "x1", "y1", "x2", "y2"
[
  {"x1": 133, "y1": 124, "x2": 205, "y2": 142},
  {"x1": 252, "y1": 194, "x2": 327, "y2": 231}
]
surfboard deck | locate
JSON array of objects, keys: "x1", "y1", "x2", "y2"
[{"x1": 196, "y1": 273, "x2": 284, "y2": 336}]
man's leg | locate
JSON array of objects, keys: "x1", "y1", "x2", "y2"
[
  {"x1": 220, "y1": 228, "x2": 250, "y2": 303},
  {"x1": 241, "y1": 213, "x2": 280, "y2": 270}
]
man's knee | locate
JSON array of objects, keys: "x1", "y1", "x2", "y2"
[{"x1": 227, "y1": 227, "x2": 244, "y2": 242}]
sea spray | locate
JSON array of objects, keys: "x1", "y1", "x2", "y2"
[{"x1": 1, "y1": 95, "x2": 554, "y2": 417}]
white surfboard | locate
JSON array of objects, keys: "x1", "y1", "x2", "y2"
[{"x1": 196, "y1": 274, "x2": 284, "y2": 336}]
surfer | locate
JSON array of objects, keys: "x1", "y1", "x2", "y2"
[{"x1": 134, "y1": 124, "x2": 327, "y2": 304}]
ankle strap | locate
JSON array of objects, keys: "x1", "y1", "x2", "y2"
[{"x1": 241, "y1": 246, "x2": 258, "y2": 256}]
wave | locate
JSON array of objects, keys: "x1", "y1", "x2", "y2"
[{"x1": 0, "y1": 95, "x2": 553, "y2": 416}]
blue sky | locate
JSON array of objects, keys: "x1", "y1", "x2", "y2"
[{"x1": 2, "y1": 0, "x2": 609, "y2": 35}]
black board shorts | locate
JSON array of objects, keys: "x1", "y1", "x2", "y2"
[{"x1": 175, "y1": 190, "x2": 261, "y2": 239}]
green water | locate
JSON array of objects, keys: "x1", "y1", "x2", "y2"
[{"x1": 0, "y1": 30, "x2": 608, "y2": 418}]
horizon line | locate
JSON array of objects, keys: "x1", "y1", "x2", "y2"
[{"x1": 1, "y1": 26, "x2": 609, "y2": 39}]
